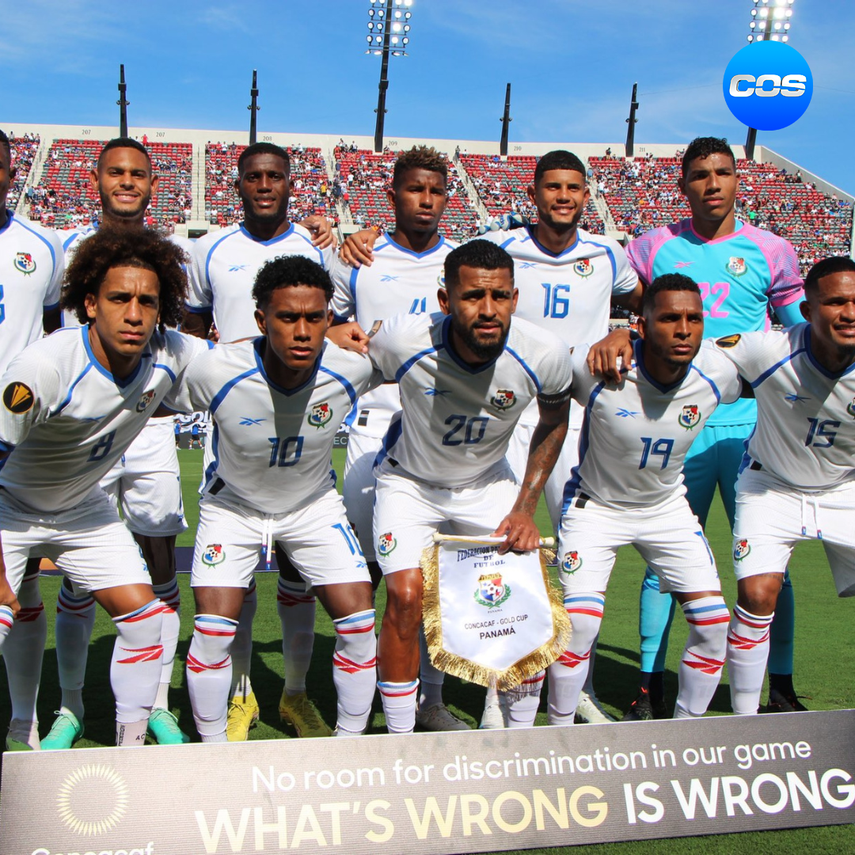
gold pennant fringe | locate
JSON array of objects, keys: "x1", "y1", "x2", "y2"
[{"x1": 421, "y1": 543, "x2": 571, "y2": 692}]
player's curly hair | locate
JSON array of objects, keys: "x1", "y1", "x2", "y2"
[
  {"x1": 534, "y1": 150, "x2": 586, "y2": 183},
  {"x1": 393, "y1": 145, "x2": 447, "y2": 188},
  {"x1": 681, "y1": 137, "x2": 735, "y2": 176},
  {"x1": 444, "y1": 239, "x2": 514, "y2": 291},
  {"x1": 804, "y1": 256, "x2": 855, "y2": 295},
  {"x1": 641, "y1": 273, "x2": 701, "y2": 316},
  {"x1": 61, "y1": 228, "x2": 188, "y2": 332},
  {"x1": 252, "y1": 255, "x2": 334, "y2": 309}
]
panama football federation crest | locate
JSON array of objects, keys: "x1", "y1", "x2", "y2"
[
  {"x1": 201, "y1": 544, "x2": 225, "y2": 566},
  {"x1": 847, "y1": 398, "x2": 855, "y2": 419},
  {"x1": 733, "y1": 539, "x2": 751, "y2": 562},
  {"x1": 492, "y1": 389, "x2": 516, "y2": 410},
  {"x1": 678, "y1": 404, "x2": 701, "y2": 431},
  {"x1": 474, "y1": 572, "x2": 512, "y2": 608},
  {"x1": 727, "y1": 257, "x2": 747, "y2": 277},
  {"x1": 3, "y1": 382, "x2": 33, "y2": 414},
  {"x1": 13, "y1": 252, "x2": 36, "y2": 275},
  {"x1": 307, "y1": 401, "x2": 333, "y2": 429},
  {"x1": 377, "y1": 532, "x2": 397, "y2": 556},
  {"x1": 716, "y1": 334, "x2": 742, "y2": 349},
  {"x1": 573, "y1": 258, "x2": 593, "y2": 277},
  {"x1": 135, "y1": 389, "x2": 156, "y2": 413},
  {"x1": 562, "y1": 551, "x2": 583, "y2": 574}
]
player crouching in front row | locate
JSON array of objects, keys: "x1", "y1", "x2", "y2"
[{"x1": 167, "y1": 256, "x2": 380, "y2": 741}]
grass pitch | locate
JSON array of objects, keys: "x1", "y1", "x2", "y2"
[{"x1": 2, "y1": 447, "x2": 853, "y2": 853}]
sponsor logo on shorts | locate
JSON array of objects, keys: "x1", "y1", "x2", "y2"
[
  {"x1": 716, "y1": 334, "x2": 742, "y2": 349},
  {"x1": 474, "y1": 572, "x2": 511, "y2": 608},
  {"x1": 202, "y1": 544, "x2": 225, "y2": 566},
  {"x1": 135, "y1": 389, "x2": 156, "y2": 413},
  {"x1": 492, "y1": 389, "x2": 516, "y2": 410},
  {"x1": 562, "y1": 551, "x2": 583, "y2": 574},
  {"x1": 307, "y1": 402, "x2": 333, "y2": 429},
  {"x1": 573, "y1": 258, "x2": 593, "y2": 277},
  {"x1": 3, "y1": 382, "x2": 33, "y2": 414},
  {"x1": 377, "y1": 532, "x2": 397, "y2": 556},
  {"x1": 733, "y1": 539, "x2": 751, "y2": 561},
  {"x1": 14, "y1": 252, "x2": 36, "y2": 275},
  {"x1": 727, "y1": 256, "x2": 747, "y2": 277},
  {"x1": 678, "y1": 404, "x2": 701, "y2": 431},
  {"x1": 56, "y1": 764, "x2": 129, "y2": 835}
]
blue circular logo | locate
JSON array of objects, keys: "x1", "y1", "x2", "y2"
[{"x1": 722, "y1": 41, "x2": 812, "y2": 131}]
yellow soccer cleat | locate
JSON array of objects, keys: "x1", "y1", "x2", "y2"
[
  {"x1": 226, "y1": 691, "x2": 260, "y2": 742},
  {"x1": 278, "y1": 690, "x2": 332, "y2": 738}
]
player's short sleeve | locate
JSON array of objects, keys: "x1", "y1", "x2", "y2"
[
  {"x1": 567, "y1": 345, "x2": 599, "y2": 406},
  {"x1": 160, "y1": 332, "x2": 215, "y2": 412},
  {"x1": 764, "y1": 236, "x2": 804, "y2": 309},
  {"x1": 43, "y1": 229, "x2": 65, "y2": 309},
  {"x1": 625, "y1": 232, "x2": 656, "y2": 286},
  {"x1": 696, "y1": 341, "x2": 743, "y2": 405},
  {"x1": 610, "y1": 240, "x2": 640, "y2": 296},
  {"x1": 187, "y1": 240, "x2": 213, "y2": 311},
  {"x1": 0, "y1": 350, "x2": 64, "y2": 450},
  {"x1": 329, "y1": 256, "x2": 356, "y2": 322},
  {"x1": 711, "y1": 329, "x2": 781, "y2": 386},
  {"x1": 532, "y1": 331, "x2": 573, "y2": 405},
  {"x1": 366, "y1": 312, "x2": 427, "y2": 382}
]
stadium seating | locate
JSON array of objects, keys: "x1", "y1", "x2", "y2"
[{"x1": 7, "y1": 133, "x2": 40, "y2": 211}]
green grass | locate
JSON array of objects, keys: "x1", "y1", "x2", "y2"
[{"x1": 2, "y1": 446, "x2": 854, "y2": 852}]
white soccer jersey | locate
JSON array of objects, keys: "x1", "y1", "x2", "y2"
[
  {"x1": 564, "y1": 341, "x2": 742, "y2": 510},
  {"x1": 188, "y1": 223, "x2": 334, "y2": 342},
  {"x1": 0, "y1": 326, "x2": 210, "y2": 513},
  {"x1": 716, "y1": 325, "x2": 855, "y2": 490},
  {"x1": 369, "y1": 311, "x2": 572, "y2": 488},
  {"x1": 168, "y1": 338, "x2": 382, "y2": 513},
  {"x1": 0, "y1": 213, "x2": 63, "y2": 374},
  {"x1": 330, "y1": 233, "x2": 457, "y2": 434}
]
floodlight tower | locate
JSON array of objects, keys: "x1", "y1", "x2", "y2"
[
  {"x1": 117, "y1": 65, "x2": 129, "y2": 138},
  {"x1": 248, "y1": 70, "x2": 260, "y2": 146},
  {"x1": 499, "y1": 84, "x2": 512, "y2": 157},
  {"x1": 744, "y1": 0, "x2": 795, "y2": 160},
  {"x1": 366, "y1": 0, "x2": 413, "y2": 154}
]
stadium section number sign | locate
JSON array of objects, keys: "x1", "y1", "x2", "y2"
[{"x1": 3, "y1": 711, "x2": 855, "y2": 854}]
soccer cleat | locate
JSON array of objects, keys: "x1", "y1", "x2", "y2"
[
  {"x1": 416, "y1": 703, "x2": 471, "y2": 732},
  {"x1": 621, "y1": 689, "x2": 667, "y2": 722},
  {"x1": 226, "y1": 692, "x2": 260, "y2": 742},
  {"x1": 6, "y1": 719, "x2": 39, "y2": 751},
  {"x1": 278, "y1": 691, "x2": 332, "y2": 738},
  {"x1": 147, "y1": 709, "x2": 191, "y2": 745},
  {"x1": 41, "y1": 712, "x2": 84, "y2": 750},
  {"x1": 479, "y1": 696, "x2": 507, "y2": 730},
  {"x1": 574, "y1": 690, "x2": 617, "y2": 725},
  {"x1": 766, "y1": 688, "x2": 810, "y2": 713}
]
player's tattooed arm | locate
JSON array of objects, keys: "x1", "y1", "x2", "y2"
[
  {"x1": 339, "y1": 228, "x2": 379, "y2": 268},
  {"x1": 299, "y1": 215, "x2": 337, "y2": 250},
  {"x1": 586, "y1": 327, "x2": 633, "y2": 384},
  {"x1": 493, "y1": 395, "x2": 570, "y2": 554}
]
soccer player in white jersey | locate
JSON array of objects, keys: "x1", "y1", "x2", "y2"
[
  {"x1": 0, "y1": 129, "x2": 64, "y2": 750},
  {"x1": 43, "y1": 138, "x2": 192, "y2": 749},
  {"x1": 714, "y1": 257, "x2": 855, "y2": 715},
  {"x1": 186, "y1": 142, "x2": 337, "y2": 741},
  {"x1": 0, "y1": 228, "x2": 208, "y2": 747},
  {"x1": 330, "y1": 145, "x2": 466, "y2": 731},
  {"x1": 551, "y1": 274, "x2": 740, "y2": 724},
  {"x1": 367, "y1": 240, "x2": 572, "y2": 733},
  {"x1": 169, "y1": 256, "x2": 379, "y2": 741}
]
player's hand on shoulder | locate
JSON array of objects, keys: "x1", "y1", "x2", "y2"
[
  {"x1": 326, "y1": 321, "x2": 370, "y2": 354},
  {"x1": 300, "y1": 215, "x2": 337, "y2": 250},
  {"x1": 477, "y1": 212, "x2": 529, "y2": 236},
  {"x1": 492, "y1": 512, "x2": 541, "y2": 555},
  {"x1": 587, "y1": 328, "x2": 632, "y2": 384},
  {"x1": 339, "y1": 228, "x2": 379, "y2": 268}
]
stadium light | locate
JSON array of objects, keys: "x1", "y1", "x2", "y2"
[
  {"x1": 744, "y1": 0, "x2": 796, "y2": 159},
  {"x1": 248, "y1": 69, "x2": 260, "y2": 146},
  {"x1": 117, "y1": 64, "x2": 129, "y2": 138},
  {"x1": 366, "y1": 0, "x2": 413, "y2": 153}
]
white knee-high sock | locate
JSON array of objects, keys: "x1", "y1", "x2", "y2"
[
  {"x1": 378, "y1": 679, "x2": 418, "y2": 734},
  {"x1": 332, "y1": 609, "x2": 377, "y2": 734},
  {"x1": 187, "y1": 614, "x2": 238, "y2": 743},
  {"x1": 501, "y1": 672, "x2": 544, "y2": 728},
  {"x1": 727, "y1": 604, "x2": 774, "y2": 715},
  {"x1": 276, "y1": 578, "x2": 316, "y2": 696},
  {"x1": 55, "y1": 586, "x2": 97, "y2": 719},
  {"x1": 674, "y1": 597, "x2": 730, "y2": 718},
  {"x1": 547, "y1": 593, "x2": 605, "y2": 725},
  {"x1": 112, "y1": 600, "x2": 167, "y2": 747},
  {"x1": 230, "y1": 581, "x2": 257, "y2": 699},
  {"x1": 152, "y1": 579, "x2": 181, "y2": 710}
]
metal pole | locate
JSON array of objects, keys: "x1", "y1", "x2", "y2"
[
  {"x1": 373, "y1": 0, "x2": 394, "y2": 153},
  {"x1": 499, "y1": 83, "x2": 512, "y2": 157},
  {"x1": 625, "y1": 82, "x2": 639, "y2": 157},
  {"x1": 248, "y1": 69, "x2": 259, "y2": 146},
  {"x1": 744, "y1": 126, "x2": 757, "y2": 161},
  {"x1": 117, "y1": 64, "x2": 129, "y2": 138}
]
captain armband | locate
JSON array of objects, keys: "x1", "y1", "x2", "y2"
[{"x1": 536, "y1": 387, "x2": 572, "y2": 410}]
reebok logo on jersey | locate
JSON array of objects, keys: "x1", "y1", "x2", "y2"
[
  {"x1": 674, "y1": 261, "x2": 694, "y2": 269},
  {"x1": 716, "y1": 334, "x2": 742, "y2": 349},
  {"x1": 519, "y1": 262, "x2": 537, "y2": 269},
  {"x1": 3, "y1": 382, "x2": 33, "y2": 414},
  {"x1": 785, "y1": 393, "x2": 810, "y2": 404},
  {"x1": 573, "y1": 259, "x2": 593, "y2": 277},
  {"x1": 424, "y1": 389, "x2": 450, "y2": 397},
  {"x1": 380, "y1": 275, "x2": 399, "y2": 282},
  {"x1": 229, "y1": 264, "x2": 247, "y2": 272},
  {"x1": 733, "y1": 539, "x2": 751, "y2": 561},
  {"x1": 678, "y1": 404, "x2": 701, "y2": 431},
  {"x1": 240, "y1": 417, "x2": 266, "y2": 426},
  {"x1": 202, "y1": 544, "x2": 225, "y2": 565},
  {"x1": 727, "y1": 257, "x2": 747, "y2": 277},
  {"x1": 307, "y1": 402, "x2": 333, "y2": 429},
  {"x1": 135, "y1": 389, "x2": 156, "y2": 413},
  {"x1": 377, "y1": 532, "x2": 397, "y2": 556},
  {"x1": 13, "y1": 252, "x2": 36, "y2": 274},
  {"x1": 491, "y1": 389, "x2": 516, "y2": 410},
  {"x1": 475, "y1": 572, "x2": 511, "y2": 608},
  {"x1": 562, "y1": 551, "x2": 583, "y2": 574},
  {"x1": 616, "y1": 408, "x2": 638, "y2": 418}
]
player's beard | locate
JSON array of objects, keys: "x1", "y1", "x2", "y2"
[
  {"x1": 101, "y1": 194, "x2": 150, "y2": 222},
  {"x1": 458, "y1": 319, "x2": 510, "y2": 362}
]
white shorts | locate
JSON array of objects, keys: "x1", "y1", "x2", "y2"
[
  {"x1": 101, "y1": 418, "x2": 187, "y2": 537},
  {"x1": 190, "y1": 489, "x2": 370, "y2": 589},
  {"x1": 342, "y1": 426, "x2": 382, "y2": 561},
  {"x1": 559, "y1": 493, "x2": 720, "y2": 594},
  {"x1": 0, "y1": 489, "x2": 150, "y2": 595},
  {"x1": 733, "y1": 467, "x2": 855, "y2": 597},
  {"x1": 373, "y1": 461, "x2": 519, "y2": 575}
]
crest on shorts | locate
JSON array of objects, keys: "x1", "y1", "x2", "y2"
[
  {"x1": 573, "y1": 258, "x2": 593, "y2": 277},
  {"x1": 136, "y1": 389, "x2": 156, "y2": 413},
  {"x1": 678, "y1": 404, "x2": 701, "y2": 431},
  {"x1": 13, "y1": 252, "x2": 36, "y2": 275},
  {"x1": 492, "y1": 389, "x2": 516, "y2": 410},
  {"x1": 562, "y1": 551, "x2": 583, "y2": 574},
  {"x1": 727, "y1": 257, "x2": 747, "y2": 277},
  {"x1": 716, "y1": 334, "x2": 742, "y2": 349},
  {"x1": 377, "y1": 532, "x2": 397, "y2": 556},
  {"x1": 307, "y1": 401, "x2": 333, "y2": 429},
  {"x1": 847, "y1": 398, "x2": 855, "y2": 419},
  {"x1": 474, "y1": 573, "x2": 511, "y2": 608},
  {"x1": 733, "y1": 539, "x2": 751, "y2": 561},
  {"x1": 437, "y1": 270, "x2": 446, "y2": 289},
  {"x1": 3, "y1": 382, "x2": 33, "y2": 414},
  {"x1": 201, "y1": 544, "x2": 225, "y2": 566}
]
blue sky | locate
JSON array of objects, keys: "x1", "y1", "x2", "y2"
[{"x1": 4, "y1": 0, "x2": 855, "y2": 195}]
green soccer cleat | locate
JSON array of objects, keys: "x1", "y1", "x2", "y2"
[
  {"x1": 147, "y1": 708, "x2": 191, "y2": 745},
  {"x1": 227, "y1": 691, "x2": 260, "y2": 742},
  {"x1": 41, "y1": 712, "x2": 84, "y2": 750},
  {"x1": 278, "y1": 690, "x2": 332, "y2": 738}
]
